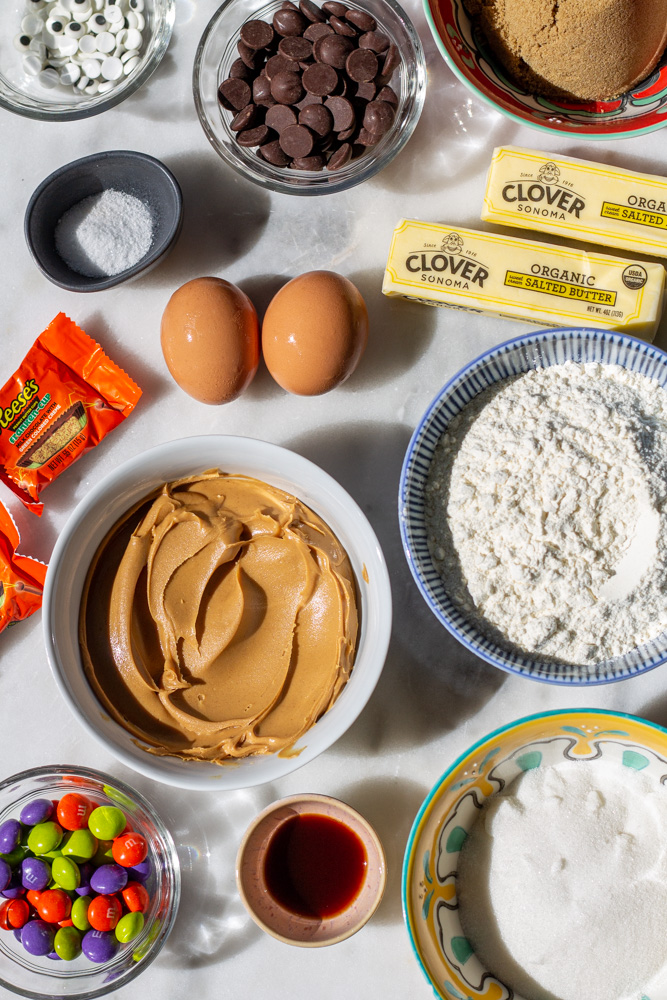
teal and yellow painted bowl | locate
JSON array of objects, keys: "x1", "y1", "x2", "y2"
[{"x1": 402, "y1": 709, "x2": 667, "y2": 1000}]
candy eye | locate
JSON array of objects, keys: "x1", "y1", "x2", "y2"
[
  {"x1": 13, "y1": 34, "x2": 32, "y2": 53},
  {"x1": 64, "y1": 20, "x2": 84, "y2": 37},
  {"x1": 45, "y1": 16, "x2": 66, "y2": 34},
  {"x1": 88, "y1": 13, "x2": 107, "y2": 33}
]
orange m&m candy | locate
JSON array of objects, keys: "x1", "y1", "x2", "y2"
[
  {"x1": 57, "y1": 794, "x2": 93, "y2": 832},
  {"x1": 88, "y1": 894, "x2": 121, "y2": 932},
  {"x1": 121, "y1": 881, "x2": 149, "y2": 913},
  {"x1": 112, "y1": 833, "x2": 147, "y2": 868},
  {"x1": 6, "y1": 899, "x2": 30, "y2": 929},
  {"x1": 37, "y1": 889, "x2": 71, "y2": 924}
]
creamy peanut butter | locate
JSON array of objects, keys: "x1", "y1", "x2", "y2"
[{"x1": 79, "y1": 471, "x2": 358, "y2": 763}]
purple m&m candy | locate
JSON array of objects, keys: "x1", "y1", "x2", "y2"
[
  {"x1": 2, "y1": 870, "x2": 25, "y2": 899},
  {"x1": 0, "y1": 819, "x2": 21, "y2": 854},
  {"x1": 129, "y1": 858, "x2": 151, "y2": 882},
  {"x1": 21, "y1": 857, "x2": 50, "y2": 892},
  {"x1": 0, "y1": 859, "x2": 11, "y2": 892},
  {"x1": 21, "y1": 919, "x2": 55, "y2": 957},
  {"x1": 90, "y1": 864, "x2": 127, "y2": 896},
  {"x1": 82, "y1": 929, "x2": 118, "y2": 964},
  {"x1": 76, "y1": 862, "x2": 94, "y2": 896},
  {"x1": 19, "y1": 799, "x2": 53, "y2": 827}
]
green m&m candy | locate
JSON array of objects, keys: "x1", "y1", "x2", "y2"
[
  {"x1": 71, "y1": 895, "x2": 92, "y2": 932},
  {"x1": 92, "y1": 839, "x2": 114, "y2": 867},
  {"x1": 54, "y1": 926, "x2": 82, "y2": 961},
  {"x1": 62, "y1": 829, "x2": 98, "y2": 862},
  {"x1": 27, "y1": 821, "x2": 63, "y2": 856},
  {"x1": 88, "y1": 806, "x2": 125, "y2": 841},
  {"x1": 0, "y1": 845, "x2": 26, "y2": 867},
  {"x1": 115, "y1": 911, "x2": 144, "y2": 943},
  {"x1": 52, "y1": 856, "x2": 81, "y2": 892}
]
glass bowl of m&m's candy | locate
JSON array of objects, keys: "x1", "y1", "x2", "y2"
[{"x1": 0, "y1": 765, "x2": 180, "y2": 998}]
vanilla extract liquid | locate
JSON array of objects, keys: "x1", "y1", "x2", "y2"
[{"x1": 264, "y1": 813, "x2": 367, "y2": 919}]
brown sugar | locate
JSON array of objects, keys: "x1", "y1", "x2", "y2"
[{"x1": 464, "y1": 0, "x2": 667, "y2": 101}]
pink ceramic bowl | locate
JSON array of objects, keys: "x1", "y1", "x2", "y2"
[{"x1": 236, "y1": 793, "x2": 386, "y2": 946}]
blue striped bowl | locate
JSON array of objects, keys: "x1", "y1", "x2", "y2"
[{"x1": 399, "y1": 328, "x2": 667, "y2": 685}]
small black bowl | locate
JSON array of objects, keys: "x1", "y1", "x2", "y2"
[{"x1": 25, "y1": 150, "x2": 183, "y2": 292}]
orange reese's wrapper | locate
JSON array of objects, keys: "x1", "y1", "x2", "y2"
[
  {"x1": 0, "y1": 501, "x2": 46, "y2": 634},
  {"x1": 0, "y1": 314, "x2": 141, "y2": 515}
]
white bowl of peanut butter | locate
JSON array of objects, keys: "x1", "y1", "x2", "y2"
[{"x1": 43, "y1": 435, "x2": 392, "y2": 790}]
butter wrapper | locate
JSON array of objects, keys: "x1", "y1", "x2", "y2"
[
  {"x1": 382, "y1": 219, "x2": 665, "y2": 341},
  {"x1": 483, "y1": 146, "x2": 667, "y2": 259}
]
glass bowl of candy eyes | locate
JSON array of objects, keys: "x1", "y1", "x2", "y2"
[
  {"x1": 193, "y1": 0, "x2": 426, "y2": 195},
  {"x1": 0, "y1": 0, "x2": 175, "y2": 121},
  {"x1": 0, "y1": 765, "x2": 180, "y2": 999}
]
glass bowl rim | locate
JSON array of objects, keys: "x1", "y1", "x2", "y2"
[
  {"x1": 0, "y1": 763, "x2": 181, "y2": 1000},
  {"x1": 0, "y1": 0, "x2": 175, "y2": 122},
  {"x1": 192, "y1": 0, "x2": 427, "y2": 195}
]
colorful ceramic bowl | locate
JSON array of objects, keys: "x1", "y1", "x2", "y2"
[
  {"x1": 423, "y1": 0, "x2": 667, "y2": 138},
  {"x1": 399, "y1": 327, "x2": 667, "y2": 685},
  {"x1": 402, "y1": 709, "x2": 667, "y2": 1000},
  {"x1": 237, "y1": 793, "x2": 386, "y2": 946}
]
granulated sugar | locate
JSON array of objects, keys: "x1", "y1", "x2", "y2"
[
  {"x1": 425, "y1": 362, "x2": 667, "y2": 665},
  {"x1": 55, "y1": 188, "x2": 154, "y2": 278},
  {"x1": 457, "y1": 761, "x2": 667, "y2": 1000}
]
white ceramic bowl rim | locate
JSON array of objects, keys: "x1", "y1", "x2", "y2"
[
  {"x1": 44, "y1": 435, "x2": 392, "y2": 790},
  {"x1": 399, "y1": 327, "x2": 667, "y2": 686}
]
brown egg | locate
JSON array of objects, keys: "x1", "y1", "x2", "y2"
[
  {"x1": 262, "y1": 271, "x2": 369, "y2": 395},
  {"x1": 161, "y1": 277, "x2": 260, "y2": 404}
]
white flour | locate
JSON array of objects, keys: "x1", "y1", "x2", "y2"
[
  {"x1": 457, "y1": 761, "x2": 667, "y2": 1000},
  {"x1": 425, "y1": 362, "x2": 667, "y2": 665}
]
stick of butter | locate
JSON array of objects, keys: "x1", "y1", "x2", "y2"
[
  {"x1": 483, "y1": 146, "x2": 667, "y2": 258},
  {"x1": 382, "y1": 219, "x2": 665, "y2": 341}
]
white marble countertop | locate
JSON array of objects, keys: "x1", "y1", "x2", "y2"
[{"x1": 3, "y1": 2, "x2": 667, "y2": 998}]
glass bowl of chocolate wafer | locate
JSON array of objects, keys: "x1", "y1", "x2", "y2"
[{"x1": 193, "y1": 0, "x2": 426, "y2": 194}]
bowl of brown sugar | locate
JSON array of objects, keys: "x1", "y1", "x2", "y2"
[{"x1": 425, "y1": 0, "x2": 667, "y2": 138}]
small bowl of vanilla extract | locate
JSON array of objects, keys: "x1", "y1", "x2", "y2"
[{"x1": 236, "y1": 793, "x2": 386, "y2": 946}]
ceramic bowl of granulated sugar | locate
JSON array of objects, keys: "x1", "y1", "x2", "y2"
[
  {"x1": 400, "y1": 327, "x2": 667, "y2": 685},
  {"x1": 25, "y1": 149, "x2": 182, "y2": 292},
  {"x1": 403, "y1": 708, "x2": 667, "y2": 1000}
]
